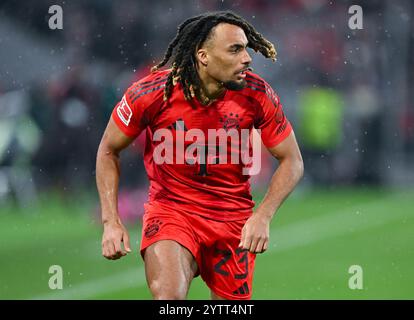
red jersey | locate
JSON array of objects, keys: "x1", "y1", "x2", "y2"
[{"x1": 112, "y1": 70, "x2": 292, "y2": 221}]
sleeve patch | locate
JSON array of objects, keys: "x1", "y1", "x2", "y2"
[{"x1": 116, "y1": 95, "x2": 133, "y2": 126}]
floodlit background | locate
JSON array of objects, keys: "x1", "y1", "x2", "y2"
[{"x1": 0, "y1": 0, "x2": 413, "y2": 299}]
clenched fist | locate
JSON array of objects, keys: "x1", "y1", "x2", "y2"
[
  {"x1": 102, "y1": 220, "x2": 132, "y2": 260},
  {"x1": 239, "y1": 213, "x2": 271, "y2": 254}
]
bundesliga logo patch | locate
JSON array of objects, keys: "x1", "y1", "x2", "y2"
[{"x1": 117, "y1": 95, "x2": 133, "y2": 126}]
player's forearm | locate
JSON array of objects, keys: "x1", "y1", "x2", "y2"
[
  {"x1": 255, "y1": 156, "x2": 304, "y2": 220},
  {"x1": 96, "y1": 146, "x2": 122, "y2": 225}
]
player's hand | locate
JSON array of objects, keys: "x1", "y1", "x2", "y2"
[
  {"x1": 239, "y1": 213, "x2": 271, "y2": 254},
  {"x1": 102, "y1": 220, "x2": 132, "y2": 260}
]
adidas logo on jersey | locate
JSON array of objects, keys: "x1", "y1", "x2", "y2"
[{"x1": 233, "y1": 282, "x2": 250, "y2": 295}]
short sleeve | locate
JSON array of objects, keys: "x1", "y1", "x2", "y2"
[
  {"x1": 111, "y1": 83, "x2": 147, "y2": 138},
  {"x1": 254, "y1": 84, "x2": 292, "y2": 148}
]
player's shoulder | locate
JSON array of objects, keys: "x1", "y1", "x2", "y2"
[
  {"x1": 240, "y1": 71, "x2": 272, "y2": 97},
  {"x1": 135, "y1": 69, "x2": 170, "y2": 86},
  {"x1": 125, "y1": 69, "x2": 170, "y2": 106},
  {"x1": 240, "y1": 71, "x2": 280, "y2": 105}
]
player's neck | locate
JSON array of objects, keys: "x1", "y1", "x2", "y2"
[{"x1": 197, "y1": 68, "x2": 226, "y2": 105}]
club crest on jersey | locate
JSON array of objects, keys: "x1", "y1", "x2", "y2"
[
  {"x1": 219, "y1": 113, "x2": 243, "y2": 131},
  {"x1": 117, "y1": 95, "x2": 132, "y2": 126},
  {"x1": 144, "y1": 219, "x2": 163, "y2": 238}
]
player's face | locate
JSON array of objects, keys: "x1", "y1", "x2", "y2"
[{"x1": 201, "y1": 23, "x2": 252, "y2": 91}]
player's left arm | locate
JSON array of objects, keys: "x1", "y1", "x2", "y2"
[{"x1": 240, "y1": 130, "x2": 303, "y2": 254}]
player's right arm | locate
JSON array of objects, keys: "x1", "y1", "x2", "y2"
[
  {"x1": 96, "y1": 71, "x2": 167, "y2": 260},
  {"x1": 96, "y1": 117, "x2": 134, "y2": 260}
]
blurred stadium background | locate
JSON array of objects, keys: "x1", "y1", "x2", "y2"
[{"x1": 0, "y1": 0, "x2": 413, "y2": 299}]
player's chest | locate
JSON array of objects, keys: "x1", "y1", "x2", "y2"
[{"x1": 150, "y1": 99, "x2": 255, "y2": 133}]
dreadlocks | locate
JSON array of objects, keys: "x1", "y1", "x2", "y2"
[{"x1": 151, "y1": 11, "x2": 277, "y2": 103}]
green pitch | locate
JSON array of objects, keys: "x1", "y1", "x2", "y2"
[{"x1": 0, "y1": 187, "x2": 413, "y2": 299}]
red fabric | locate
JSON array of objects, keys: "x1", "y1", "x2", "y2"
[
  {"x1": 140, "y1": 202, "x2": 256, "y2": 300},
  {"x1": 111, "y1": 70, "x2": 292, "y2": 221}
]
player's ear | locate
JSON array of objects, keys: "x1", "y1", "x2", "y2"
[{"x1": 196, "y1": 48, "x2": 208, "y2": 67}]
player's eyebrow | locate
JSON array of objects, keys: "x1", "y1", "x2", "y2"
[{"x1": 228, "y1": 42, "x2": 248, "y2": 50}]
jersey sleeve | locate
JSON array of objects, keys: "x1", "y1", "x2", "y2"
[
  {"x1": 111, "y1": 83, "x2": 148, "y2": 138},
  {"x1": 254, "y1": 84, "x2": 292, "y2": 148}
]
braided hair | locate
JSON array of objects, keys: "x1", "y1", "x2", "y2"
[{"x1": 151, "y1": 11, "x2": 277, "y2": 103}]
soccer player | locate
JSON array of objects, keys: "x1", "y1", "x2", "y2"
[{"x1": 96, "y1": 11, "x2": 303, "y2": 300}]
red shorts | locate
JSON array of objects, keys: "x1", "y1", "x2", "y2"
[{"x1": 140, "y1": 202, "x2": 256, "y2": 300}]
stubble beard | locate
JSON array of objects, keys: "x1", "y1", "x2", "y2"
[{"x1": 222, "y1": 79, "x2": 247, "y2": 91}]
